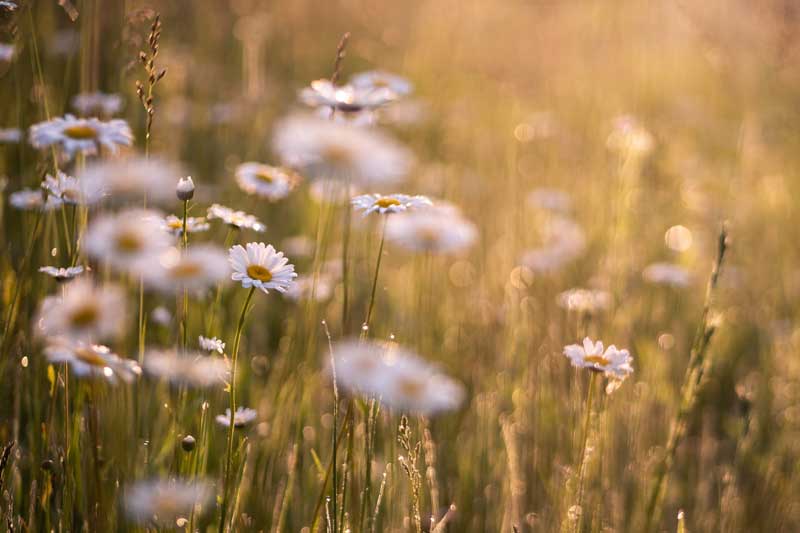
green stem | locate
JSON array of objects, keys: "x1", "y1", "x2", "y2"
[
  {"x1": 575, "y1": 372, "x2": 596, "y2": 533},
  {"x1": 219, "y1": 287, "x2": 256, "y2": 533},
  {"x1": 363, "y1": 217, "x2": 387, "y2": 333}
]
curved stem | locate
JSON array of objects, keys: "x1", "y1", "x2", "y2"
[{"x1": 219, "y1": 287, "x2": 256, "y2": 533}]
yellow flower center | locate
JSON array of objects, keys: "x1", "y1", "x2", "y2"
[
  {"x1": 63, "y1": 124, "x2": 98, "y2": 140},
  {"x1": 70, "y1": 304, "x2": 99, "y2": 328},
  {"x1": 584, "y1": 355, "x2": 610, "y2": 367},
  {"x1": 255, "y1": 170, "x2": 275, "y2": 184},
  {"x1": 374, "y1": 197, "x2": 401, "y2": 209},
  {"x1": 115, "y1": 231, "x2": 142, "y2": 253},
  {"x1": 169, "y1": 261, "x2": 203, "y2": 279},
  {"x1": 73, "y1": 347, "x2": 106, "y2": 367},
  {"x1": 246, "y1": 264, "x2": 272, "y2": 282},
  {"x1": 396, "y1": 376, "x2": 425, "y2": 399}
]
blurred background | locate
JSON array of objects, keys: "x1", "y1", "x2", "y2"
[{"x1": 2, "y1": 0, "x2": 800, "y2": 531}]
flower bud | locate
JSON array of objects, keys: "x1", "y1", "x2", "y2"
[
  {"x1": 176, "y1": 176, "x2": 195, "y2": 200},
  {"x1": 181, "y1": 434, "x2": 196, "y2": 452}
]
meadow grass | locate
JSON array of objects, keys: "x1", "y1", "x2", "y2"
[{"x1": 0, "y1": 1, "x2": 797, "y2": 532}]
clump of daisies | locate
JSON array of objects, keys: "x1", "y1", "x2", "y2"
[
  {"x1": 28, "y1": 114, "x2": 133, "y2": 160},
  {"x1": 330, "y1": 339, "x2": 465, "y2": 415},
  {"x1": 229, "y1": 242, "x2": 296, "y2": 294},
  {"x1": 351, "y1": 193, "x2": 432, "y2": 216},
  {"x1": 234, "y1": 162, "x2": 300, "y2": 201},
  {"x1": 564, "y1": 337, "x2": 633, "y2": 392}
]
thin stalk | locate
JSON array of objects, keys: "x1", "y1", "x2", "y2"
[
  {"x1": 574, "y1": 372, "x2": 596, "y2": 533},
  {"x1": 363, "y1": 217, "x2": 387, "y2": 332},
  {"x1": 219, "y1": 287, "x2": 256, "y2": 533},
  {"x1": 180, "y1": 198, "x2": 189, "y2": 353}
]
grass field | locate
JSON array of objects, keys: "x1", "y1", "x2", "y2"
[{"x1": 0, "y1": 1, "x2": 798, "y2": 531}]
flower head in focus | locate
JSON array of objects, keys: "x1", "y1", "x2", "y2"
[
  {"x1": 563, "y1": 337, "x2": 633, "y2": 383},
  {"x1": 351, "y1": 193, "x2": 432, "y2": 216},
  {"x1": 229, "y1": 242, "x2": 296, "y2": 294}
]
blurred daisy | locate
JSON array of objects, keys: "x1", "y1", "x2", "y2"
[
  {"x1": 9, "y1": 188, "x2": 61, "y2": 211},
  {"x1": 84, "y1": 209, "x2": 174, "y2": 272},
  {"x1": 282, "y1": 274, "x2": 335, "y2": 302},
  {"x1": 207, "y1": 204, "x2": 266, "y2": 232},
  {"x1": 300, "y1": 79, "x2": 395, "y2": 112},
  {"x1": 199, "y1": 335, "x2": 225, "y2": 354},
  {"x1": 234, "y1": 162, "x2": 299, "y2": 201},
  {"x1": 215, "y1": 407, "x2": 257, "y2": 428},
  {"x1": 160, "y1": 214, "x2": 210, "y2": 236},
  {"x1": 36, "y1": 278, "x2": 126, "y2": 341},
  {"x1": 642, "y1": 262, "x2": 690, "y2": 288},
  {"x1": 0, "y1": 43, "x2": 14, "y2": 62},
  {"x1": 77, "y1": 157, "x2": 183, "y2": 204},
  {"x1": 39, "y1": 265, "x2": 85, "y2": 282},
  {"x1": 521, "y1": 217, "x2": 586, "y2": 273},
  {"x1": 124, "y1": 479, "x2": 212, "y2": 527},
  {"x1": 43, "y1": 170, "x2": 100, "y2": 205},
  {"x1": 349, "y1": 70, "x2": 413, "y2": 98},
  {"x1": 351, "y1": 193, "x2": 432, "y2": 216},
  {"x1": 527, "y1": 188, "x2": 572, "y2": 212},
  {"x1": 385, "y1": 209, "x2": 477, "y2": 255},
  {"x1": 563, "y1": 337, "x2": 633, "y2": 381},
  {"x1": 142, "y1": 246, "x2": 230, "y2": 292},
  {"x1": 28, "y1": 114, "x2": 133, "y2": 160},
  {"x1": 331, "y1": 339, "x2": 465, "y2": 415},
  {"x1": 557, "y1": 288, "x2": 611, "y2": 314},
  {"x1": 71, "y1": 92, "x2": 124, "y2": 117},
  {"x1": 273, "y1": 114, "x2": 413, "y2": 187},
  {"x1": 143, "y1": 349, "x2": 230, "y2": 388},
  {"x1": 0, "y1": 128, "x2": 22, "y2": 143},
  {"x1": 229, "y1": 242, "x2": 296, "y2": 294},
  {"x1": 151, "y1": 306, "x2": 172, "y2": 326},
  {"x1": 45, "y1": 338, "x2": 140, "y2": 383}
]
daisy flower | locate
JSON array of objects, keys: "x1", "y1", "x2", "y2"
[
  {"x1": 0, "y1": 128, "x2": 22, "y2": 143},
  {"x1": 84, "y1": 209, "x2": 174, "y2": 273},
  {"x1": 234, "y1": 162, "x2": 300, "y2": 201},
  {"x1": 160, "y1": 215, "x2": 210, "y2": 236},
  {"x1": 385, "y1": 208, "x2": 478, "y2": 255},
  {"x1": 71, "y1": 92, "x2": 124, "y2": 117},
  {"x1": 43, "y1": 170, "x2": 101, "y2": 205},
  {"x1": 199, "y1": 336, "x2": 225, "y2": 354},
  {"x1": 207, "y1": 204, "x2": 266, "y2": 232},
  {"x1": 229, "y1": 242, "x2": 297, "y2": 294},
  {"x1": 36, "y1": 278, "x2": 126, "y2": 341},
  {"x1": 9, "y1": 188, "x2": 62, "y2": 211},
  {"x1": 77, "y1": 157, "x2": 183, "y2": 204},
  {"x1": 45, "y1": 338, "x2": 141, "y2": 383},
  {"x1": 349, "y1": 70, "x2": 413, "y2": 98},
  {"x1": 300, "y1": 79, "x2": 395, "y2": 112},
  {"x1": 642, "y1": 262, "x2": 691, "y2": 287},
  {"x1": 557, "y1": 288, "x2": 611, "y2": 314},
  {"x1": 215, "y1": 407, "x2": 258, "y2": 428},
  {"x1": 141, "y1": 246, "x2": 230, "y2": 293},
  {"x1": 351, "y1": 193, "x2": 432, "y2": 216},
  {"x1": 331, "y1": 339, "x2": 465, "y2": 415},
  {"x1": 143, "y1": 349, "x2": 230, "y2": 389},
  {"x1": 563, "y1": 337, "x2": 633, "y2": 381},
  {"x1": 39, "y1": 265, "x2": 85, "y2": 282},
  {"x1": 272, "y1": 113, "x2": 413, "y2": 187},
  {"x1": 28, "y1": 114, "x2": 133, "y2": 160},
  {"x1": 124, "y1": 479, "x2": 212, "y2": 527}
]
